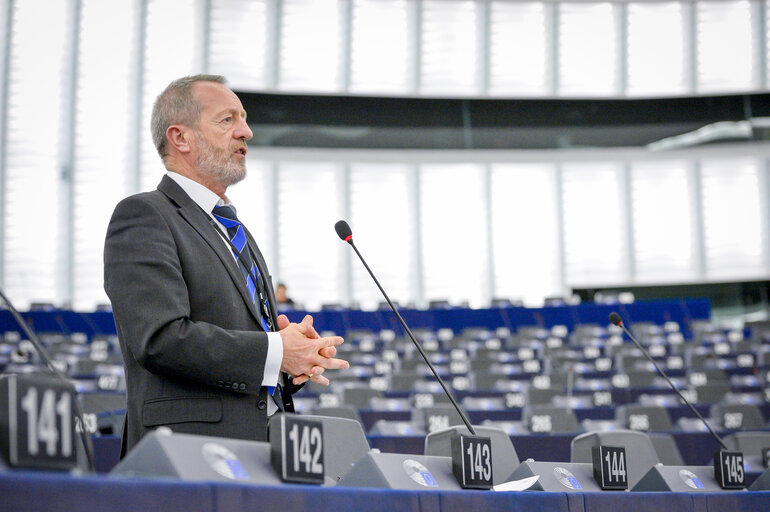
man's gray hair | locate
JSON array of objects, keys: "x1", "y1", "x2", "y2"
[{"x1": 151, "y1": 74, "x2": 227, "y2": 159}]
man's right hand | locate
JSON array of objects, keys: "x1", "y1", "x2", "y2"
[{"x1": 278, "y1": 314, "x2": 348, "y2": 386}]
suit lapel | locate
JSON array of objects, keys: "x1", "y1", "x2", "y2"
[{"x1": 158, "y1": 176, "x2": 264, "y2": 329}]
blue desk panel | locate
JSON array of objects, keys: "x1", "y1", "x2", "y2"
[
  {"x1": 0, "y1": 299, "x2": 711, "y2": 340},
  {"x1": 1, "y1": 470, "x2": 768, "y2": 512}
]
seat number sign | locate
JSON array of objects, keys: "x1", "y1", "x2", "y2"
[
  {"x1": 451, "y1": 434, "x2": 493, "y2": 489},
  {"x1": 1, "y1": 374, "x2": 77, "y2": 470},
  {"x1": 714, "y1": 451, "x2": 744, "y2": 489},
  {"x1": 592, "y1": 445, "x2": 627, "y2": 490},
  {"x1": 270, "y1": 414, "x2": 324, "y2": 484}
]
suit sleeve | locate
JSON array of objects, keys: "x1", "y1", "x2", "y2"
[{"x1": 103, "y1": 194, "x2": 268, "y2": 396}]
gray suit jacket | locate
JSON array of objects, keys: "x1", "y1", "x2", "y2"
[{"x1": 104, "y1": 175, "x2": 295, "y2": 454}]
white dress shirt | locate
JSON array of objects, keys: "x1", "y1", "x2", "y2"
[{"x1": 166, "y1": 171, "x2": 283, "y2": 394}]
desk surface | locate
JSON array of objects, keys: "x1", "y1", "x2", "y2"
[{"x1": 1, "y1": 470, "x2": 769, "y2": 512}]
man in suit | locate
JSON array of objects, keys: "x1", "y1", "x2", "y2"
[{"x1": 104, "y1": 74, "x2": 348, "y2": 454}]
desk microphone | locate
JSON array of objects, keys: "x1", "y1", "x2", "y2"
[
  {"x1": 335, "y1": 220, "x2": 476, "y2": 435},
  {"x1": 609, "y1": 312, "x2": 727, "y2": 450}
]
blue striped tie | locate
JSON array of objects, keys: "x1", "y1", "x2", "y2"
[
  {"x1": 212, "y1": 205, "x2": 280, "y2": 402},
  {"x1": 211, "y1": 205, "x2": 273, "y2": 333}
]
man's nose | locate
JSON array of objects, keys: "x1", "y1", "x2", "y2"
[{"x1": 235, "y1": 118, "x2": 253, "y2": 141}]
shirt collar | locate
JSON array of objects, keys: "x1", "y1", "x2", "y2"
[{"x1": 166, "y1": 171, "x2": 233, "y2": 213}]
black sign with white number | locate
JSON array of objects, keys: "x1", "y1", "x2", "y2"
[
  {"x1": 713, "y1": 450, "x2": 745, "y2": 489},
  {"x1": 451, "y1": 434, "x2": 493, "y2": 489},
  {"x1": 0, "y1": 374, "x2": 78, "y2": 470},
  {"x1": 269, "y1": 414, "x2": 324, "y2": 485},
  {"x1": 592, "y1": 445, "x2": 628, "y2": 490}
]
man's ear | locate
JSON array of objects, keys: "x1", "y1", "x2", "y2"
[{"x1": 166, "y1": 125, "x2": 192, "y2": 154}]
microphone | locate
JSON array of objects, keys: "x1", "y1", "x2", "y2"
[
  {"x1": 609, "y1": 312, "x2": 727, "y2": 450},
  {"x1": 335, "y1": 220, "x2": 476, "y2": 435}
]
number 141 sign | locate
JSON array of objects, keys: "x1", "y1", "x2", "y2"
[{"x1": 0, "y1": 374, "x2": 78, "y2": 471}]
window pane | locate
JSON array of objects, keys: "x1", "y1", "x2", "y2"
[
  {"x1": 209, "y1": 0, "x2": 271, "y2": 91},
  {"x1": 627, "y1": 2, "x2": 687, "y2": 96},
  {"x1": 421, "y1": 0, "x2": 480, "y2": 95},
  {"x1": 140, "y1": 0, "x2": 201, "y2": 192},
  {"x1": 489, "y1": 1, "x2": 549, "y2": 96},
  {"x1": 73, "y1": 0, "x2": 138, "y2": 309},
  {"x1": 631, "y1": 161, "x2": 695, "y2": 281},
  {"x1": 420, "y1": 164, "x2": 487, "y2": 307},
  {"x1": 697, "y1": 0, "x2": 755, "y2": 92},
  {"x1": 562, "y1": 163, "x2": 626, "y2": 286},
  {"x1": 558, "y1": 2, "x2": 618, "y2": 96},
  {"x1": 350, "y1": 0, "x2": 413, "y2": 94},
  {"x1": 279, "y1": 0, "x2": 342, "y2": 92},
  {"x1": 4, "y1": 0, "x2": 70, "y2": 307},
  {"x1": 349, "y1": 163, "x2": 416, "y2": 308},
  {"x1": 491, "y1": 164, "x2": 561, "y2": 306},
  {"x1": 701, "y1": 158, "x2": 764, "y2": 278},
  {"x1": 277, "y1": 163, "x2": 344, "y2": 310}
]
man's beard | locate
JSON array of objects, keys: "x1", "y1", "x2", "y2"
[{"x1": 194, "y1": 133, "x2": 246, "y2": 188}]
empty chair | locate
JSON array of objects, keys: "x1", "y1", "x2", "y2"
[
  {"x1": 647, "y1": 432, "x2": 684, "y2": 466},
  {"x1": 571, "y1": 430, "x2": 659, "y2": 488},
  {"x1": 624, "y1": 370, "x2": 657, "y2": 389},
  {"x1": 472, "y1": 371, "x2": 512, "y2": 391},
  {"x1": 710, "y1": 403, "x2": 765, "y2": 430},
  {"x1": 724, "y1": 431, "x2": 770, "y2": 472},
  {"x1": 309, "y1": 405, "x2": 363, "y2": 427},
  {"x1": 341, "y1": 386, "x2": 383, "y2": 409},
  {"x1": 526, "y1": 386, "x2": 564, "y2": 405},
  {"x1": 424, "y1": 425, "x2": 520, "y2": 485},
  {"x1": 616, "y1": 404, "x2": 673, "y2": 432},
  {"x1": 689, "y1": 382, "x2": 730, "y2": 404},
  {"x1": 524, "y1": 405, "x2": 581, "y2": 434},
  {"x1": 411, "y1": 403, "x2": 468, "y2": 433},
  {"x1": 389, "y1": 372, "x2": 422, "y2": 392},
  {"x1": 687, "y1": 368, "x2": 728, "y2": 385}
]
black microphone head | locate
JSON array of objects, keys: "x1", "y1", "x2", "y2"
[
  {"x1": 609, "y1": 312, "x2": 623, "y2": 326},
  {"x1": 335, "y1": 220, "x2": 353, "y2": 242}
]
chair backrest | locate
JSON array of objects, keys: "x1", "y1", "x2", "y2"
[
  {"x1": 647, "y1": 432, "x2": 684, "y2": 465},
  {"x1": 710, "y1": 403, "x2": 765, "y2": 430},
  {"x1": 524, "y1": 405, "x2": 581, "y2": 434},
  {"x1": 724, "y1": 430, "x2": 770, "y2": 471},
  {"x1": 309, "y1": 405, "x2": 363, "y2": 427},
  {"x1": 617, "y1": 404, "x2": 673, "y2": 432},
  {"x1": 341, "y1": 387, "x2": 383, "y2": 409},
  {"x1": 571, "y1": 429, "x2": 660, "y2": 488},
  {"x1": 411, "y1": 403, "x2": 467, "y2": 433}
]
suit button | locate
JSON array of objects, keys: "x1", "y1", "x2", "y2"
[
  {"x1": 239, "y1": 383, "x2": 246, "y2": 391},
  {"x1": 257, "y1": 400, "x2": 267, "y2": 410}
]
